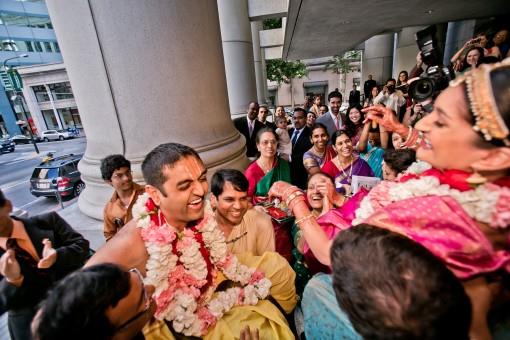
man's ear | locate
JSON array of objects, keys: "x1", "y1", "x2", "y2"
[
  {"x1": 145, "y1": 185, "x2": 161, "y2": 206},
  {"x1": 471, "y1": 147, "x2": 510, "y2": 173},
  {"x1": 210, "y1": 195, "x2": 217, "y2": 210}
]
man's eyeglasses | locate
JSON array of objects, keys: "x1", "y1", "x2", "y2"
[{"x1": 116, "y1": 268, "x2": 151, "y2": 331}]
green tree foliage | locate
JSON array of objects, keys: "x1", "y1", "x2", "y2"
[
  {"x1": 266, "y1": 59, "x2": 308, "y2": 85},
  {"x1": 262, "y1": 18, "x2": 282, "y2": 30}
]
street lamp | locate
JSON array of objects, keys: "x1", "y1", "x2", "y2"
[{"x1": 2, "y1": 54, "x2": 29, "y2": 71}]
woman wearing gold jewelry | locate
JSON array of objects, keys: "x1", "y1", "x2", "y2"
[
  {"x1": 321, "y1": 129, "x2": 374, "y2": 195},
  {"x1": 269, "y1": 59, "x2": 510, "y2": 340}
]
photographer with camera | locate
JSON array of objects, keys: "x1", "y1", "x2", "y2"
[{"x1": 373, "y1": 78, "x2": 406, "y2": 119}]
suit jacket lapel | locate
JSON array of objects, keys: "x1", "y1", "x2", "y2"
[{"x1": 22, "y1": 219, "x2": 53, "y2": 258}]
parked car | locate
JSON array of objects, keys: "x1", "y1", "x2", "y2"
[
  {"x1": 40, "y1": 130, "x2": 69, "y2": 142},
  {"x1": 30, "y1": 153, "x2": 85, "y2": 198},
  {"x1": 11, "y1": 134, "x2": 33, "y2": 144},
  {"x1": 0, "y1": 138, "x2": 15, "y2": 153}
]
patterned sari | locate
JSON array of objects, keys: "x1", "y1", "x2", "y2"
[
  {"x1": 303, "y1": 145, "x2": 336, "y2": 173},
  {"x1": 321, "y1": 157, "x2": 374, "y2": 192}
]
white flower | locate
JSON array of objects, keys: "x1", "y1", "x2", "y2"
[{"x1": 404, "y1": 160, "x2": 432, "y2": 175}]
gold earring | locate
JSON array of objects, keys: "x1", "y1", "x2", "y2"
[{"x1": 466, "y1": 171, "x2": 487, "y2": 186}]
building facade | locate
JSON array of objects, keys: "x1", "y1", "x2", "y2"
[
  {"x1": 0, "y1": 0, "x2": 63, "y2": 136},
  {"x1": 17, "y1": 62, "x2": 82, "y2": 135}
]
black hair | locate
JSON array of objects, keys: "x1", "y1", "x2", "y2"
[
  {"x1": 141, "y1": 143, "x2": 201, "y2": 195},
  {"x1": 211, "y1": 169, "x2": 249, "y2": 197},
  {"x1": 331, "y1": 129, "x2": 351, "y2": 145},
  {"x1": 255, "y1": 127, "x2": 278, "y2": 145},
  {"x1": 34, "y1": 263, "x2": 131, "y2": 340},
  {"x1": 327, "y1": 88, "x2": 343, "y2": 102},
  {"x1": 293, "y1": 107, "x2": 307, "y2": 116},
  {"x1": 319, "y1": 104, "x2": 329, "y2": 110},
  {"x1": 383, "y1": 149, "x2": 416, "y2": 175},
  {"x1": 307, "y1": 171, "x2": 334, "y2": 186},
  {"x1": 310, "y1": 122, "x2": 329, "y2": 137},
  {"x1": 100, "y1": 155, "x2": 131, "y2": 181},
  {"x1": 0, "y1": 189, "x2": 6, "y2": 208},
  {"x1": 345, "y1": 105, "x2": 364, "y2": 136},
  {"x1": 331, "y1": 224, "x2": 471, "y2": 340},
  {"x1": 386, "y1": 78, "x2": 396, "y2": 84}
]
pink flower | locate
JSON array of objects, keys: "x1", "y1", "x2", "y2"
[
  {"x1": 249, "y1": 271, "x2": 265, "y2": 285},
  {"x1": 491, "y1": 187, "x2": 510, "y2": 228},
  {"x1": 141, "y1": 224, "x2": 176, "y2": 245},
  {"x1": 197, "y1": 307, "x2": 217, "y2": 332}
]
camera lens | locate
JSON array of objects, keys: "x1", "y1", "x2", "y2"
[{"x1": 409, "y1": 78, "x2": 434, "y2": 102}]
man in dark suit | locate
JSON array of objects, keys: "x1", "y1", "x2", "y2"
[
  {"x1": 233, "y1": 101, "x2": 265, "y2": 158},
  {"x1": 348, "y1": 84, "x2": 361, "y2": 106},
  {"x1": 289, "y1": 108, "x2": 312, "y2": 189},
  {"x1": 363, "y1": 74, "x2": 377, "y2": 100},
  {"x1": 0, "y1": 189, "x2": 89, "y2": 340},
  {"x1": 257, "y1": 105, "x2": 276, "y2": 130}
]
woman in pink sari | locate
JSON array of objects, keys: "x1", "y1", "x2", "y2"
[{"x1": 269, "y1": 59, "x2": 510, "y2": 340}]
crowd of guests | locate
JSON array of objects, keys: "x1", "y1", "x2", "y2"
[{"x1": 0, "y1": 31, "x2": 509, "y2": 340}]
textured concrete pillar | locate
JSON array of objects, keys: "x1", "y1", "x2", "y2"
[
  {"x1": 217, "y1": 0, "x2": 257, "y2": 118},
  {"x1": 251, "y1": 21, "x2": 268, "y2": 105},
  {"x1": 393, "y1": 26, "x2": 427, "y2": 78},
  {"x1": 46, "y1": 0, "x2": 248, "y2": 219},
  {"x1": 362, "y1": 34, "x2": 394, "y2": 86}
]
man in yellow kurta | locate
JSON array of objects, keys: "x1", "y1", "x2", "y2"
[
  {"x1": 87, "y1": 143, "x2": 297, "y2": 339},
  {"x1": 210, "y1": 169, "x2": 275, "y2": 256}
]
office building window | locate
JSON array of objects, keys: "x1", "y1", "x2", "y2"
[
  {"x1": 34, "y1": 41, "x2": 42, "y2": 52},
  {"x1": 41, "y1": 109, "x2": 59, "y2": 130},
  {"x1": 25, "y1": 41, "x2": 34, "y2": 52},
  {"x1": 53, "y1": 42, "x2": 60, "y2": 52},
  {"x1": 43, "y1": 41, "x2": 52, "y2": 52},
  {"x1": 32, "y1": 85, "x2": 50, "y2": 102},
  {"x1": 49, "y1": 82, "x2": 74, "y2": 100}
]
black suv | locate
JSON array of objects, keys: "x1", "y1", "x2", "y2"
[
  {"x1": 0, "y1": 138, "x2": 15, "y2": 153},
  {"x1": 30, "y1": 153, "x2": 85, "y2": 198}
]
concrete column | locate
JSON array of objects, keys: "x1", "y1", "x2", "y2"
[
  {"x1": 443, "y1": 20, "x2": 476, "y2": 65},
  {"x1": 251, "y1": 21, "x2": 267, "y2": 105},
  {"x1": 217, "y1": 0, "x2": 257, "y2": 118},
  {"x1": 46, "y1": 0, "x2": 248, "y2": 219},
  {"x1": 362, "y1": 33, "x2": 394, "y2": 86},
  {"x1": 44, "y1": 84, "x2": 63, "y2": 130},
  {"x1": 393, "y1": 26, "x2": 427, "y2": 79}
]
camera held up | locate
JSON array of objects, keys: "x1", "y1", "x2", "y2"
[{"x1": 408, "y1": 25, "x2": 455, "y2": 110}]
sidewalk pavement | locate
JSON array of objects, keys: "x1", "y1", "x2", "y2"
[{"x1": 58, "y1": 202, "x2": 105, "y2": 251}]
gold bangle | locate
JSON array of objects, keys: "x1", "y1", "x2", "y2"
[
  {"x1": 295, "y1": 213, "x2": 314, "y2": 227},
  {"x1": 285, "y1": 191, "x2": 304, "y2": 207},
  {"x1": 282, "y1": 185, "x2": 299, "y2": 200}
]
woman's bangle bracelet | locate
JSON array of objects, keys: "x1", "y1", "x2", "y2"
[
  {"x1": 288, "y1": 195, "x2": 306, "y2": 211},
  {"x1": 295, "y1": 214, "x2": 314, "y2": 227},
  {"x1": 285, "y1": 190, "x2": 304, "y2": 207},
  {"x1": 282, "y1": 185, "x2": 299, "y2": 201}
]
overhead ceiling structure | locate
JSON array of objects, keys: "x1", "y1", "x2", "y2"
[{"x1": 283, "y1": 0, "x2": 510, "y2": 60}]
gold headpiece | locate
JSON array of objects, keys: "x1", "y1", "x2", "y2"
[{"x1": 450, "y1": 58, "x2": 510, "y2": 146}]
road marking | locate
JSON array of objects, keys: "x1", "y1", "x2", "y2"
[
  {"x1": 0, "y1": 179, "x2": 29, "y2": 191},
  {"x1": 18, "y1": 197, "x2": 45, "y2": 209}
]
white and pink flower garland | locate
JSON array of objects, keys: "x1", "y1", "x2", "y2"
[
  {"x1": 133, "y1": 193, "x2": 272, "y2": 337},
  {"x1": 353, "y1": 172, "x2": 510, "y2": 228}
]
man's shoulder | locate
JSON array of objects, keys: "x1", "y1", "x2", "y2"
[
  {"x1": 316, "y1": 114, "x2": 330, "y2": 123},
  {"x1": 244, "y1": 208, "x2": 272, "y2": 226},
  {"x1": 233, "y1": 116, "x2": 246, "y2": 123}
]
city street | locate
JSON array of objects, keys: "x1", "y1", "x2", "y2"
[{"x1": 0, "y1": 137, "x2": 86, "y2": 215}]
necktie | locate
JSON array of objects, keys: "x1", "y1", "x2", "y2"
[
  {"x1": 291, "y1": 129, "x2": 299, "y2": 145},
  {"x1": 248, "y1": 121, "x2": 254, "y2": 137},
  {"x1": 334, "y1": 116, "x2": 339, "y2": 130}
]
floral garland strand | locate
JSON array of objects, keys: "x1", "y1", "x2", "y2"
[
  {"x1": 132, "y1": 194, "x2": 272, "y2": 337},
  {"x1": 353, "y1": 173, "x2": 510, "y2": 228}
]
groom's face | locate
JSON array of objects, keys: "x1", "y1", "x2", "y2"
[{"x1": 147, "y1": 156, "x2": 208, "y2": 229}]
